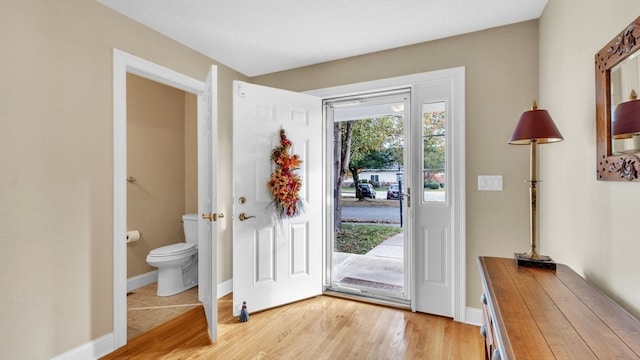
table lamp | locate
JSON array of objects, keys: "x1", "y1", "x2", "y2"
[{"x1": 508, "y1": 101, "x2": 563, "y2": 269}]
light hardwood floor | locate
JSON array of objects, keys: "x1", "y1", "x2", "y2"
[{"x1": 103, "y1": 293, "x2": 483, "y2": 359}]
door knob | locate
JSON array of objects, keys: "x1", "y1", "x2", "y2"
[
  {"x1": 238, "y1": 213, "x2": 256, "y2": 221},
  {"x1": 202, "y1": 213, "x2": 224, "y2": 222}
]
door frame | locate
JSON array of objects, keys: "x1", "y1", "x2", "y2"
[
  {"x1": 112, "y1": 49, "x2": 212, "y2": 347},
  {"x1": 307, "y1": 67, "x2": 467, "y2": 322}
]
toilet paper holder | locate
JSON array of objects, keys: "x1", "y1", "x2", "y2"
[{"x1": 126, "y1": 230, "x2": 143, "y2": 243}]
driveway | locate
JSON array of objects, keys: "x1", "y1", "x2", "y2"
[
  {"x1": 341, "y1": 206, "x2": 401, "y2": 223},
  {"x1": 343, "y1": 190, "x2": 445, "y2": 202}
]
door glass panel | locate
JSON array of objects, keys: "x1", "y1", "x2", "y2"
[
  {"x1": 325, "y1": 90, "x2": 410, "y2": 303},
  {"x1": 422, "y1": 101, "x2": 446, "y2": 203}
]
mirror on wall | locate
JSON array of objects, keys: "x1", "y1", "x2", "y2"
[
  {"x1": 610, "y1": 52, "x2": 640, "y2": 154},
  {"x1": 595, "y1": 16, "x2": 640, "y2": 181}
]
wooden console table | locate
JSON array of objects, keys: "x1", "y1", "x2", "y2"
[{"x1": 478, "y1": 256, "x2": 640, "y2": 360}]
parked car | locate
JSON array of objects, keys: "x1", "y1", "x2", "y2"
[
  {"x1": 358, "y1": 183, "x2": 376, "y2": 199},
  {"x1": 386, "y1": 184, "x2": 400, "y2": 200}
]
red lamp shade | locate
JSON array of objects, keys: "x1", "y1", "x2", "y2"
[
  {"x1": 508, "y1": 101, "x2": 564, "y2": 145},
  {"x1": 613, "y1": 91, "x2": 640, "y2": 139}
]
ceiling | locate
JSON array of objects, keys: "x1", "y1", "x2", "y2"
[{"x1": 97, "y1": 0, "x2": 548, "y2": 77}]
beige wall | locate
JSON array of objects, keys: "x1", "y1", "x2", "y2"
[
  {"x1": 539, "y1": 0, "x2": 640, "y2": 318},
  {"x1": 126, "y1": 74, "x2": 198, "y2": 278},
  {"x1": 185, "y1": 92, "x2": 198, "y2": 214},
  {"x1": 0, "y1": 1, "x2": 245, "y2": 358},
  {"x1": 252, "y1": 20, "x2": 541, "y2": 312}
]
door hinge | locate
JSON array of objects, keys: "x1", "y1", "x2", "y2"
[
  {"x1": 238, "y1": 82, "x2": 247, "y2": 98},
  {"x1": 406, "y1": 187, "x2": 411, "y2": 207}
]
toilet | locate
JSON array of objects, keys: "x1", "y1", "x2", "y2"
[{"x1": 146, "y1": 213, "x2": 198, "y2": 296}]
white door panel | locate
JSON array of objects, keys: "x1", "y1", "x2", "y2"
[
  {"x1": 233, "y1": 81, "x2": 322, "y2": 316},
  {"x1": 198, "y1": 65, "x2": 218, "y2": 339},
  {"x1": 419, "y1": 226, "x2": 451, "y2": 315},
  {"x1": 413, "y1": 79, "x2": 454, "y2": 317}
]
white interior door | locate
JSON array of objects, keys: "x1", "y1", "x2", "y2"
[
  {"x1": 198, "y1": 65, "x2": 218, "y2": 339},
  {"x1": 232, "y1": 81, "x2": 322, "y2": 316},
  {"x1": 412, "y1": 79, "x2": 456, "y2": 317}
]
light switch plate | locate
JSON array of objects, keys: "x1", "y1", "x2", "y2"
[{"x1": 478, "y1": 175, "x2": 503, "y2": 191}]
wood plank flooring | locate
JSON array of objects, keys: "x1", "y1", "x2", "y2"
[{"x1": 102, "y1": 294, "x2": 483, "y2": 359}]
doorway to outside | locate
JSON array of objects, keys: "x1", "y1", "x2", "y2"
[
  {"x1": 325, "y1": 90, "x2": 411, "y2": 304},
  {"x1": 312, "y1": 68, "x2": 465, "y2": 319}
]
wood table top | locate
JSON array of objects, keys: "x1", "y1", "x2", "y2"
[{"x1": 478, "y1": 256, "x2": 640, "y2": 360}]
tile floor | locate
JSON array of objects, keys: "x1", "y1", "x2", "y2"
[{"x1": 127, "y1": 283, "x2": 200, "y2": 340}]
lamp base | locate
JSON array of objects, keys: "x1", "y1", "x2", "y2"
[{"x1": 514, "y1": 253, "x2": 556, "y2": 270}]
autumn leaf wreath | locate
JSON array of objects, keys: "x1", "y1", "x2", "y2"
[{"x1": 267, "y1": 129, "x2": 303, "y2": 218}]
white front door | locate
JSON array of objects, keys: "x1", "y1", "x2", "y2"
[
  {"x1": 232, "y1": 81, "x2": 323, "y2": 316},
  {"x1": 198, "y1": 65, "x2": 218, "y2": 339},
  {"x1": 412, "y1": 79, "x2": 456, "y2": 317}
]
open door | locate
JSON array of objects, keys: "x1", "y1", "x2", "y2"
[
  {"x1": 198, "y1": 65, "x2": 218, "y2": 339},
  {"x1": 232, "y1": 81, "x2": 323, "y2": 316}
]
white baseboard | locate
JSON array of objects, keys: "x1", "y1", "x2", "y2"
[
  {"x1": 54, "y1": 278, "x2": 233, "y2": 359},
  {"x1": 465, "y1": 307, "x2": 483, "y2": 327},
  {"x1": 51, "y1": 332, "x2": 114, "y2": 360},
  {"x1": 127, "y1": 270, "x2": 158, "y2": 292},
  {"x1": 129, "y1": 271, "x2": 230, "y2": 297},
  {"x1": 218, "y1": 278, "x2": 232, "y2": 298}
]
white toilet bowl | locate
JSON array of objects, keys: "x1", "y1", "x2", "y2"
[{"x1": 146, "y1": 214, "x2": 199, "y2": 297}]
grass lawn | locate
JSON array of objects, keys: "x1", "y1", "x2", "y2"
[
  {"x1": 335, "y1": 223, "x2": 402, "y2": 254},
  {"x1": 341, "y1": 197, "x2": 398, "y2": 207}
]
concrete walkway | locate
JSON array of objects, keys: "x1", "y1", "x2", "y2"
[{"x1": 332, "y1": 233, "x2": 404, "y2": 290}]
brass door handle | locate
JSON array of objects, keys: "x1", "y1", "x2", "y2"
[
  {"x1": 238, "y1": 213, "x2": 256, "y2": 221},
  {"x1": 202, "y1": 213, "x2": 224, "y2": 222}
]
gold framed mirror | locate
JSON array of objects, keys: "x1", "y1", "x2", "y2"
[{"x1": 595, "y1": 16, "x2": 640, "y2": 181}]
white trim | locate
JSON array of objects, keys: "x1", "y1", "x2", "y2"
[
  {"x1": 127, "y1": 271, "x2": 158, "y2": 292},
  {"x1": 126, "y1": 273, "x2": 229, "y2": 296},
  {"x1": 116, "y1": 50, "x2": 204, "y2": 93},
  {"x1": 308, "y1": 67, "x2": 467, "y2": 322},
  {"x1": 217, "y1": 278, "x2": 233, "y2": 298},
  {"x1": 112, "y1": 49, "x2": 127, "y2": 349},
  {"x1": 128, "y1": 272, "x2": 228, "y2": 299},
  {"x1": 465, "y1": 307, "x2": 483, "y2": 327},
  {"x1": 307, "y1": 68, "x2": 463, "y2": 99},
  {"x1": 451, "y1": 70, "x2": 467, "y2": 323},
  {"x1": 112, "y1": 49, "x2": 206, "y2": 348},
  {"x1": 51, "y1": 333, "x2": 114, "y2": 360},
  {"x1": 54, "y1": 277, "x2": 229, "y2": 360}
]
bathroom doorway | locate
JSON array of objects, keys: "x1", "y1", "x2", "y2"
[
  {"x1": 125, "y1": 73, "x2": 200, "y2": 340},
  {"x1": 112, "y1": 50, "x2": 219, "y2": 348}
]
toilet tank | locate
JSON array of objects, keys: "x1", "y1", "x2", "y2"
[{"x1": 182, "y1": 213, "x2": 199, "y2": 244}]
